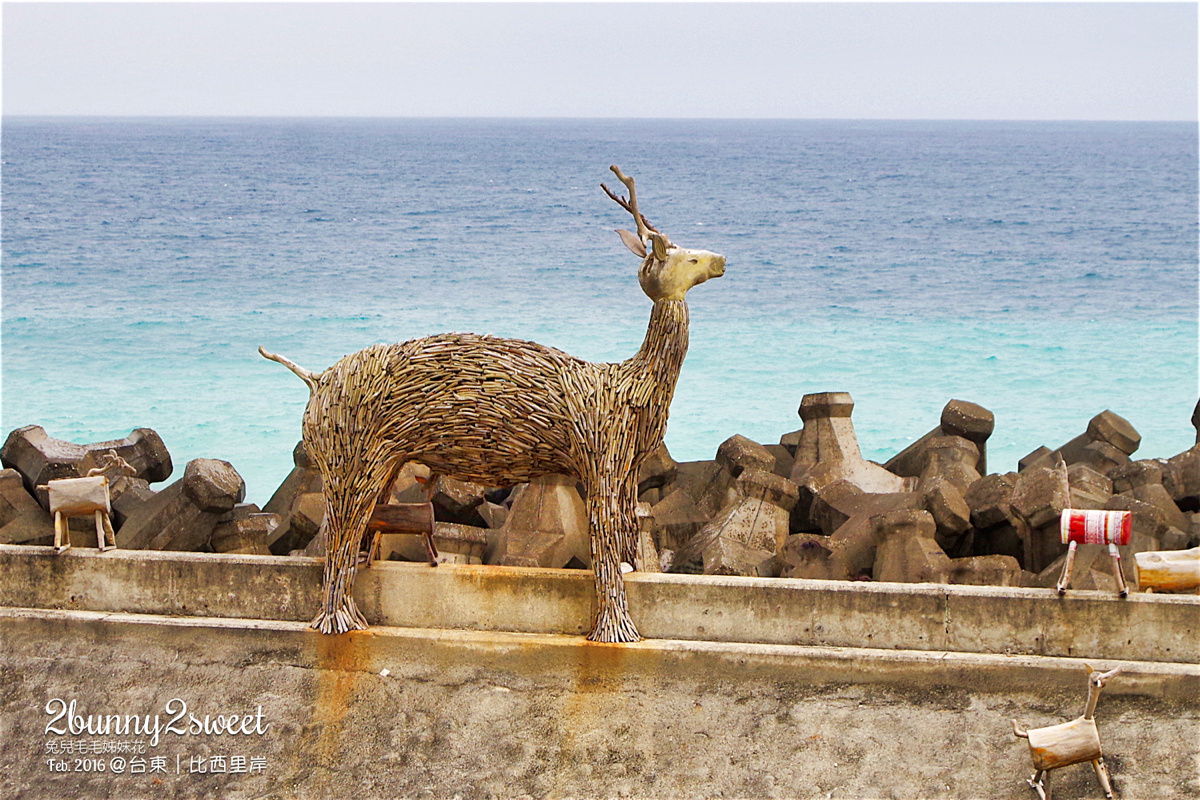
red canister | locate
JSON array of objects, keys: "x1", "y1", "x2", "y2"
[{"x1": 1059, "y1": 509, "x2": 1132, "y2": 546}]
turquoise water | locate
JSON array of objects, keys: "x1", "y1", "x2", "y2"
[{"x1": 3, "y1": 119, "x2": 1197, "y2": 504}]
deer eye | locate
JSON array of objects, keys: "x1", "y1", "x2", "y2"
[{"x1": 688, "y1": 258, "x2": 698, "y2": 264}]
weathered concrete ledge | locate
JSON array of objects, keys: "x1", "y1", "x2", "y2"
[
  {"x1": 2, "y1": 607, "x2": 1197, "y2": 800},
  {"x1": 2, "y1": 544, "x2": 1197, "y2": 664}
]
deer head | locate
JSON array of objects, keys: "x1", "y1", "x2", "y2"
[
  {"x1": 1083, "y1": 664, "x2": 1122, "y2": 720},
  {"x1": 603, "y1": 166, "x2": 726, "y2": 302}
]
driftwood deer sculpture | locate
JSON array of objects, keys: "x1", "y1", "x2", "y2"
[
  {"x1": 1012, "y1": 665, "x2": 1122, "y2": 800},
  {"x1": 260, "y1": 166, "x2": 725, "y2": 642}
]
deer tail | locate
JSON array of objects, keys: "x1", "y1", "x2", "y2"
[
  {"x1": 1012, "y1": 720, "x2": 1029, "y2": 739},
  {"x1": 259, "y1": 346, "x2": 319, "y2": 393}
]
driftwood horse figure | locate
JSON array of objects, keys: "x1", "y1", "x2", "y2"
[{"x1": 260, "y1": 166, "x2": 725, "y2": 642}]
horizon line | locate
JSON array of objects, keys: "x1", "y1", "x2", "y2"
[{"x1": 4, "y1": 114, "x2": 1198, "y2": 125}]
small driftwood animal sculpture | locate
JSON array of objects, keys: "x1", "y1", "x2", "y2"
[
  {"x1": 40, "y1": 450, "x2": 136, "y2": 554},
  {"x1": 261, "y1": 166, "x2": 725, "y2": 641},
  {"x1": 1056, "y1": 509, "x2": 1132, "y2": 597},
  {"x1": 1012, "y1": 665, "x2": 1122, "y2": 800}
]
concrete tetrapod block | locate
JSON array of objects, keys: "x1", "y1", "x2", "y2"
[
  {"x1": 778, "y1": 533, "x2": 835, "y2": 579},
  {"x1": 1011, "y1": 466, "x2": 1071, "y2": 530},
  {"x1": 965, "y1": 473, "x2": 1017, "y2": 530},
  {"x1": 1110, "y1": 460, "x2": 1165, "y2": 494},
  {"x1": 116, "y1": 458, "x2": 246, "y2": 552},
  {"x1": 649, "y1": 488, "x2": 711, "y2": 554},
  {"x1": 885, "y1": 399, "x2": 994, "y2": 477},
  {"x1": 637, "y1": 442, "x2": 678, "y2": 495},
  {"x1": 736, "y1": 468, "x2": 800, "y2": 512},
  {"x1": 1165, "y1": 445, "x2": 1200, "y2": 511},
  {"x1": 921, "y1": 477, "x2": 972, "y2": 554},
  {"x1": 715, "y1": 434, "x2": 775, "y2": 478},
  {"x1": 1066, "y1": 463, "x2": 1114, "y2": 510},
  {"x1": 1129, "y1": 483, "x2": 1191, "y2": 534},
  {"x1": 762, "y1": 444, "x2": 796, "y2": 482},
  {"x1": 789, "y1": 393, "x2": 908, "y2": 505},
  {"x1": 429, "y1": 475, "x2": 489, "y2": 527},
  {"x1": 808, "y1": 480, "x2": 918, "y2": 538},
  {"x1": 1023, "y1": 411, "x2": 1141, "y2": 473},
  {"x1": 0, "y1": 425, "x2": 172, "y2": 503},
  {"x1": 945, "y1": 554, "x2": 1022, "y2": 587},
  {"x1": 1010, "y1": 465, "x2": 1072, "y2": 573},
  {"x1": 383, "y1": 460, "x2": 430, "y2": 505},
  {"x1": 290, "y1": 493, "x2": 328, "y2": 556},
  {"x1": 792, "y1": 391, "x2": 860, "y2": 469},
  {"x1": 872, "y1": 509, "x2": 950, "y2": 584},
  {"x1": 494, "y1": 474, "x2": 590, "y2": 569},
  {"x1": 1104, "y1": 495, "x2": 1168, "y2": 555},
  {"x1": 634, "y1": 502, "x2": 662, "y2": 573},
  {"x1": 1019, "y1": 446, "x2": 1054, "y2": 473},
  {"x1": 1, "y1": 426, "x2": 93, "y2": 497},
  {"x1": 669, "y1": 472, "x2": 795, "y2": 575},
  {"x1": 808, "y1": 480, "x2": 867, "y2": 537},
  {"x1": 1077, "y1": 441, "x2": 1131, "y2": 475},
  {"x1": 971, "y1": 523, "x2": 1025, "y2": 567},
  {"x1": 263, "y1": 442, "x2": 325, "y2": 554},
  {"x1": 477, "y1": 501, "x2": 509, "y2": 530},
  {"x1": 679, "y1": 491, "x2": 786, "y2": 566},
  {"x1": 210, "y1": 506, "x2": 280, "y2": 555},
  {"x1": 789, "y1": 487, "x2": 925, "y2": 581},
  {"x1": 916, "y1": 436, "x2": 981, "y2": 493},
  {"x1": 1085, "y1": 410, "x2": 1142, "y2": 456},
  {"x1": 700, "y1": 535, "x2": 775, "y2": 577},
  {"x1": 0, "y1": 468, "x2": 54, "y2": 546},
  {"x1": 663, "y1": 460, "x2": 731, "y2": 519}
]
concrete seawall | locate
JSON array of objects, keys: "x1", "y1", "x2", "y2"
[
  {"x1": 2, "y1": 545, "x2": 1197, "y2": 798},
  {"x1": 3, "y1": 545, "x2": 1197, "y2": 663}
]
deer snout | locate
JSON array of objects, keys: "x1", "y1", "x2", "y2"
[{"x1": 710, "y1": 254, "x2": 726, "y2": 279}]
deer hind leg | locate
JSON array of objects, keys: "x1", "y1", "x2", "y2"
[
  {"x1": 310, "y1": 460, "x2": 395, "y2": 635},
  {"x1": 93, "y1": 510, "x2": 108, "y2": 551},
  {"x1": 1092, "y1": 757, "x2": 1114, "y2": 799},
  {"x1": 53, "y1": 512, "x2": 70, "y2": 554},
  {"x1": 583, "y1": 471, "x2": 641, "y2": 643},
  {"x1": 1022, "y1": 767, "x2": 1051, "y2": 800}
]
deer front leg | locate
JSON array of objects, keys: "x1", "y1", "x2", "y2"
[
  {"x1": 53, "y1": 511, "x2": 69, "y2": 554},
  {"x1": 584, "y1": 472, "x2": 641, "y2": 643},
  {"x1": 1092, "y1": 757, "x2": 1114, "y2": 799},
  {"x1": 311, "y1": 475, "x2": 389, "y2": 635}
]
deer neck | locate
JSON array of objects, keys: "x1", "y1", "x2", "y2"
[
  {"x1": 1083, "y1": 682, "x2": 1102, "y2": 720},
  {"x1": 627, "y1": 299, "x2": 690, "y2": 395}
]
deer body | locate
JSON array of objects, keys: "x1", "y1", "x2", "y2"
[{"x1": 263, "y1": 167, "x2": 724, "y2": 642}]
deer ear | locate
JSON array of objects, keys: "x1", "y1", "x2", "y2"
[
  {"x1": 651, "y1": 233, "x2": 669, "y2": 262},
  {"x1": 616, "y1": 229, "x2": 647, "y2": 258}
]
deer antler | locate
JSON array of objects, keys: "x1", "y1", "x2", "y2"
[
  {"x1": 601, "y1": 165, "x2": 660, "y2": 244},
  {"x1": 86, "y1": 449, "x2": 137, "y2": 479}
]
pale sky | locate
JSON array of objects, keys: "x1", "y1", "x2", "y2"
[{"x1": 2, "y1": 2, "x2": 1197, "y2": 120}]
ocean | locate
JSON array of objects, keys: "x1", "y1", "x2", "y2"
[{"x1": 2, "y1": 118, "x2": 1197, "y2": 505}]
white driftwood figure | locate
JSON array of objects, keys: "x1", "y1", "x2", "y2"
[
  {"x1": 40, "y1": 450, "x2": 135, "y2": 553},
  {"x1": 1134, "y1": 547, "x2": 1200, "y2": 592},
  {"x1": 1012, "y1": 665, "x2": 1122, "y2": 800},
  {"x1": 261, "y1": 166, "x2": 725, "y2": 641}
]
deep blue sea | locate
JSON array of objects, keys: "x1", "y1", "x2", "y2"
[{"x1": 3, "y1": 118, "x2": 1197, "y2": 505}]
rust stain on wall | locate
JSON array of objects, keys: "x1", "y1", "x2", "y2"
[{"x1": 310, "y1": 629, "x2": 374, "y2": 768}]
